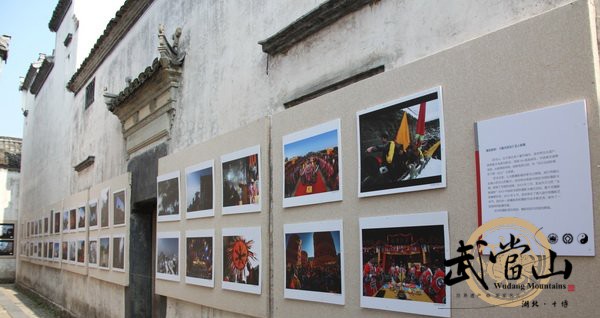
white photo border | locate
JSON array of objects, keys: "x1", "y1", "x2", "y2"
[
  {"x1": 156, "y1": 231, "x2": 181, "y2": 282},
  {"x1": 356, "y1": 86, "x2": 446, "y2": 197},
  {"x1": 359, "y1": 211, "x2": 451, "y2": 317},
  {"x1": 112, "y1": 188, "x2": 127, "y2": 228},
  {"x1": 185, "y1": 229, "x2": 215, "y2": 287},
  {"x1": 283, "y1": 220, "x2": 344, "y2": 305},
  {"x1": 221, "y1": 145, "x2": 261, "y2": 215},
  {"x1": 221, "y1": 227, "x2": 262, "y2": 294},
  {"x1": 185, "y1": 160, "x2": 215, "y2": 219},
  {"x1": 157, "y1": 171, "x2": 181, "y2": 222},
  {"x1": 282, "y1": 119, "x2": 343, "y2": 208}
]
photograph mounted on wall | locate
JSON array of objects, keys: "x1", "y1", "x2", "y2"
[
  {"x1": 156, "y1": 232, "x2": 180, "y2": 281},
  {"x1": 0, "y1": 223, "x2": 14, "y2": 239},
  {"x1": 54, "y1": 211, "x2": 61, "y2": 233},
  {"x1": 112, "y1": 236, "x2": 125, "y2": 271},
  {"x1": 69, "y1": 209, "x2": 77, "y2": 231},
  {"x1": 99, "y1": 237, "x2": 110, "y2": 269},
  {"x1": 44, "y1": 217, "x2": 49, "y2": 234},
  {"x1": 100, "y1": 188, "x2": 110, "y2": 228},
  {"x1": 359, "y1": 211, "x2": 450, "y2": 317},
  {"x1": 88, "y1": 239, "x2": 98, "y2": 266},
  {"x1": 113, "y1": 190, "x2": 126, "y2": 226},
  {"x1": 68, "y1": 241, "x2": 76, "y2": 262},
  {"x1": 0, "y1": 240, "x2": 14, "y2": 256},
  {"x1": 185, "y1": 230, "x2": 214, "y2": 287},
  {"x1": 221, "y1": 145, "x2": 261, "y2": 214},
  {"x1": 222, "y1": 227, "x2": 261, "y2": 294},
  {"x1": 77, "y1": 240, "x2": 85, "y2": 264},
  {"x1": 157, "y1": 172, "x2": 181, "y2": 222},
  {"x1": 284, "y1": 220, "x2": 344, "y2": 305},
  {"x1": 185, "y1": 160, "x2": 214, "y2": 219},
  {"x1": 53, "y1": 241, "x2": 60, "y2": 259},
  {"x1": 77, "y1": 206, "x2": 86, "y2": 230},
  {"x1": 61, "y1": 241, "x2": 68, "y2": 261},
  {"x1": 357, "y1": 87, "x2": 446, "y2": 197},
  {"x1": 283, "y1": 119, "x2": 342, "y2": 208},
  {"x1": 62, "y1": 210, "x2": 69, "y2": 233},
  {"x1": 88, "y1": 200, "x2": 98, "y2": 229}
]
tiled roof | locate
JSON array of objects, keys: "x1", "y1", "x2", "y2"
[
  {"x1": 20, "y1": 54, "x2": 46, "y2": 91},
  {"x1": 108, "y1": 58, "x2": 162, "y2": 111},
  {"x1": 48, "y1": 0, "x2": 72, "y2": 32},
  {"x1": 30, "y1": 56, "x2": 55, "y2": 95},
  {"x1": 0, "y1": 35, "x2": 10, "y2": 62},
  {"x1": 67, "y1": 0, "x2": 154, "y2": 94},
  {"x1": 258, "y1": 0, "x2": 379, "y2": 55}
]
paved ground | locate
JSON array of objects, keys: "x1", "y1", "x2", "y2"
[{"x1": 0, "y1": 285, "x2": 58, "y2": 318}]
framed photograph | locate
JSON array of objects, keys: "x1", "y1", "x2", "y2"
[
  {"x1": 54, "y1": 211, "x2": 60, "y2": 233},
  {"x1": 49, "y1": 211, "x2": 53, "y2": 234},
  {"x1": 222, "y1": 227, "x2": 261, "y2": 294},
  {"x1": 221, "y1": 145, "x2": 261, "y2": 214},
  {"x1": 0, "y1": 240, "x2": 14, "y2": 256},
  {"x1": 156, "y1": 232, "x2": 180, "y2": 281},
  {"x1": 185, "y1": 160, "x2": 214, "y2": 219},
  {"x1": 77, "y1": 206, "x2": 86, "y2": 231},
  {"x1": 357, "y1": 87, "x2": 446, "y2": 197},
  {"x1": 100, "y1": 187, "x2": 110, "y2": 228},
  {"x1": 68, "y1": 240, "x2": 76, "y2": 263},
  {"x1": 283, "y1": 119, "x2": 342, "y2": 208},
  {"x1": 98, "y1": 237, "x2": 110, "y2": 270},
  {"x1": 77, "y1": 240, "x2": 85, "y2": 264},
  {"x1": 62, "y1": 210, "x2": 69, "y2": 233},
  {"x1": 89, "y1": 200, "x2": 98, "y2": 230},
  {"x1": 27, "y1": 222, "x2": 31, "y2": 238},
  {"x1": 283, "y1": 220, "x2": 344, "y2": 305},
  {"x1": 47, "y1": 241, "x2": 53, "y2": 259},
  {"x1": 43, "y1": 241, "x2": 48, "y2": 258},
  {"x1": 69, "y1": 209, "x2": 76, "y2": 231},
  {"x1": 88, "y1": 238, "x2": 98, "y2": 267},
  {"x1": 44, "y1": 217, "x2": 49, "y2": 234},
  {"x1": 359, "y1": 211, "x2": 450, "y2": 317},
  {"x1": 113, "y1": 189, "x2": 126, "y2": 226},
  {"x1": 112, "y1": 235, "x2": 125, "y2": 271},
  {"x1": 157, "y1": 171, "x2": 181, "y2": 222},
  {"x1": 0, "y1": 223, "x2": 14, "y2": 239},
  {"x1": 53, "y1": 241, "x2": 60, "y2": 260},
  {"x1": 38, "y1": 219, "x2": 42, "y2": 236},
  {"x1": 185, "y1": 229, "x2": 214, "y2": 287},
  {"x1": 61, "y1": 241, "x2": 68, "y2": 261}
]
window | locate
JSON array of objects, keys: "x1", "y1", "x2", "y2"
[{"x1": 85, "y1": 78, "x2": 95, "y2": 109}]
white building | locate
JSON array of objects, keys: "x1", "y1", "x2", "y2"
[{"x1": 18, "y1": 0, "x2": 600, "y2": 317}]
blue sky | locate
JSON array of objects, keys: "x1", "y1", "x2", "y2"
[
  {"x1": 286, "y1": 231, "x2": 341, "y2": 257},
  {"x1": 284, "y1": 129, "x2": 338, "y2": 159},
  {"x1": 0, "y1": 0, "x2": 56, "y2": 138}
]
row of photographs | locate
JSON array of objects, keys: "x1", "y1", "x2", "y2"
[
  {"x1": 157, "y1": 212, "x2": 450, "y2": 317},
  {"x1": 21, "y1": 235, "x2": 126, "y2": 272},
  {"x1": 24, "y1": 188, "x2": 127, "y2": 238},
  {"x1": 157, "y1": 87, "x2": 446, "y2": 220}
]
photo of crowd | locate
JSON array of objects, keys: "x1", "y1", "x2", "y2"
[
  {"x1": 113, "y1": 190, "x2": 126, "y2": 225},
  {"x1": 157, "y1": 236, "x2": 179, "y2": 278},
  {"x1": 99, "y1": 237, "x2": 110, "y2": 268},
  {"x1": 361, "y1": 224, "x2": 447, "y2": 305},
  {"x1": 186, "y1": 164, "x2": 213, "y2": 214},
  {"x1": 222, "y1": 228, "x2": 261, "y2": 291},
  {"x1": 157, "y1": 174, "x2": 180, "y2": 219},
  {"x1": 100, "y1": 188, "x2": 109, "y2": 228},
  {"x1": 283, "y1": 121, "x2": 341, "y2": 207},
  {"x1": 358, "y1": 89, "x2": 445, "y2": 196},
  {"x1": 222, "y1": 150, "x2": 260, "y2": 209},
  {"x1": 186, "y1": 236, "x2": 213, "y2": 281}
]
